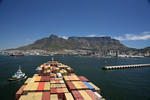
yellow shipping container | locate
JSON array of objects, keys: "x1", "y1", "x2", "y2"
[
  {"x1": 50, "y1": 80, "x2": 55, "y2": 84},
  {"x1": 24, "y1": 78, "x2": 32, "y2": 85},
  {"x1": 33, "y1": 74, "x2": 39, "y2": 77},
  {"x1": 47, "y1": 70, "x2": 51, "y2": 73},
  {"x1": 50, "y1": 94, "x2": 58, "y2": 100},
  {"x1": 23, "y1": 82, "x2": 38, "y2": 92},
  {"x1": 79, "y1": 90, "x2": 92, "y2": 100},
  {"x1": 88, "y1": 82, "x2": 101, "y2": 94},
  {"x1": 63, "y1": 88, "x2": 69, "y2": 93},
  {"x1": 44, "y1": 82, "x2": 50, "y2": 91},
  {"x1": 34, "y1": 76, "x2": 41, "y2": 82},
  {"x1": 63, "y1": 76, "x2": 70, "y2": 81},
  {"x1": 50, "y1": 84, "x2": 56, "y2": 88},
  {"x1": 61, "y1": 84, "x2": 66, "y2": 88},
  {"x1": 64, "y1": 93, "x2": 74, "y2": 100},
  {"x1": 72, "y1": 81, "x2": 82, "y2": 89},
  {"x1": 19, "y1": 92, "x2": 42, "y2": 100}
]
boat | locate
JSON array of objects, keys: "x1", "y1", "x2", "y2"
[
  {"x1": 8, "y1": 53, "x2": 24, "y2": 56},
  {"x1": 8, "y1": 66, "x2": 26, "y2": 81}
]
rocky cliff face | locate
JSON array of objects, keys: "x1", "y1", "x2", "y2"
[{"x1": 17, "y1": 34, "x2": 130, "y2": 51}]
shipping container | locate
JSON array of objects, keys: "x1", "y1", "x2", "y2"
[
  {"x1": 16, "y1": 85, "x2": 26, "y2": 100},
  {"x1": 37, "y1": 82, "x2": 45, "y2": 91},
  {"x1": 50, "y1": 88, "x2": 57, "y2": 94},
  {"x1": 88, "y1": 82, "x2": 101, "y2": 94},
  {"x1": 19, "y1": 92, "x2": 42, "y2": 100},
  {"x1": 79, "y1": 90, "x2": 93, "y2": 100},
  {"x1": 83, "y1": 81, "x2": 95, "y2": 92},
  {"x1": 34, "y1": 76, "x2": 42, "y2": 82},
  {"x1": 40, "y1": 76, "x2": 50, "y2": 82},
  {"x1": 86, "y1": 90, "x2": 100, "y2": 100},
  {"x1": 78, "y1": 81, "x2": 89, "y2": 89},
  {"x1": 24, "y1": 78, "x2": 32, "y2": 85},
  {"x1": 78, "y1": 76, "x2": 89, "y2": 82},
  {"x1": 64, "y1": 93, "x2": 74, "y2": 100},
  {"x1": 17, "y1": 61, "x2": 104, "y2": 100},
  {"x1": 42, "y1": 92, "x2": 50, "y2": 100},
  {"x1": 23, "y1": 82, "x2": 39, "y2": 92},
  {"x1": 71, "y1": 90, "x2": 84, "y2": 100},
  {"x1": 66, "y1": 81, "x2": 76, "y2": 90},
  {"x1": 50, "y1": 94, "x2": 58, "y2": 100},
  {"x1": 44, "y1": 82, "x2": 50, "y2": 91}
]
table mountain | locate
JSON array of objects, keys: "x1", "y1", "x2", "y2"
[{"x1": 17, "y1": 34, "x2": 130, "y2": 51}]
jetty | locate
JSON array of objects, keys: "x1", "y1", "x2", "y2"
[
  {"x1": 15, "y1": 61, "x2": 105, "y2": 100},
  {"x1": 103, "y1": 64, "x2": 150, "y2": 70}
]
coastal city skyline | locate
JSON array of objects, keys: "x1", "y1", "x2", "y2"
[{"x1": 0, "y1": 0, "x2": 150, "y2": 49}]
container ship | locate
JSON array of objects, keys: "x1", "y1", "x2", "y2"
[{"x1": 16, "y1": 61, "x2": 105, "y2": 100}]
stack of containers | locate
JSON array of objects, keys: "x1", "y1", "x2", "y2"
[
  {"x1": 63, "y1": 74, "x2": 80, "y2": 81},
  {"x1": 71, "y1": 90, "x2": 104, "y2": 100},
  {"x1": 17, "y1": 61, "x2": 105, "y2": 100},
  {"x1": 50, "y1": 70, "x2": 69, "y2": 100},
  {"x1": 66, "y1": 67, "x2": 74, "y2": 73},
  {"x1": 59, "y1": 69, "x2": 68, "y2": 75}
]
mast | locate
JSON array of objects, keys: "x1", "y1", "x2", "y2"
[
  {"x1": 19, "y1": 65, "x2": 21, "y2": 70},
  {"x1": 52, "y1": 56, "x2": 54, "y2": 62}
]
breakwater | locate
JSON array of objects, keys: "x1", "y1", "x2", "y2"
[{"x1": 103, "y1": 64, "x2": 150, "y2": 70}]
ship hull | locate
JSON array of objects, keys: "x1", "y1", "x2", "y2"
[{"x1": 8, "y1": 75, "x2": 25, "y2": 81}]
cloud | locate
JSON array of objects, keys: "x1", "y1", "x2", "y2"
[
  {"x1": 87, "y1": 34, "x2": 96, "y2": 37},
  {"x1": 61, "y1": 36, "x2": 68, "y2": 39},
  {"x1": 114, "y1": 32, "x2": 150, "y2": 41}
]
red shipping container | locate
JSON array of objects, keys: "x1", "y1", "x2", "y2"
[
  {"x1": 15, "y1": 85, "x2": 26, "y2": 100},
  {"x1": 57, "y1": 88, "x2": 64, "y2": 99},
  {"x1": 37, "y1": 82, "x2": 45, "y2": 91},
  {"x1": 58, "y1": 93, "x2": 63, "y2": 100},
  {"x1": 50, "y1": 73, "x2": 55, "y2": 78},
  {"x1": 41, "y1": 76, "x2": 50, "y2": 82},
  {"x1": 45, "y1": 76, "x2": 50, "y2": 82},
  {"x1": 57, "y1": 88, "x2": 63, "y2": 93},
  {"x1": 71, "y1": 90, "x2": 84, "y2": 100},
  {"x1": 78, "y1": 76, "x2": 89, "y2": 82},
  {"x1": 50, "y1": 78, "x2": 55, "y2": 81},
  {"x1": 66, "y1": 82, "x2": 76, "y2": 90},
  {"x1": 40, "y1": 76, "x2": 45, "y2": 81},
  {"x1": 42, "y1": 92, "x2": 50, "y2": 100},
  {"x1": 56, "y1": 80, "x2": 60, "y2": 84},
  {"x1": 50, "y1": 88, "x2": 57, "y2": 94}
]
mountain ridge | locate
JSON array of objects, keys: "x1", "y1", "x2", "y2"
[{"x1": 16, "y1": 34, "x2": 132, "y2": 52}]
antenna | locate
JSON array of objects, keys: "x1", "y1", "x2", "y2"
[
  {"x1": 52, "y1": 57, "x2": 54, "y2": 62},
  {"x1": 19, "y1": 65, "x2": 21, "y2": 69}
]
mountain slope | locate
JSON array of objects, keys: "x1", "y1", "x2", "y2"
[
  {"x1": 140, "y1": 46, "x2": 150, "y2": 53},
  {"x1": 17, "y1": 34, "x2": 130, "y2": 51}
]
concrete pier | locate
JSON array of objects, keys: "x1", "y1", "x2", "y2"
[{"x1": 103, "y1": 64, "x2": 150, "y2": 70}]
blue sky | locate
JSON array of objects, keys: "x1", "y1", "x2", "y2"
[{"x1": 0, "y1": 0, "x2": 150, "y2": 49}]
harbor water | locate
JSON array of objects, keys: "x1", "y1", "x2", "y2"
[{"x1": 0, "y1": 55, "x2": 150, "y2": 100}]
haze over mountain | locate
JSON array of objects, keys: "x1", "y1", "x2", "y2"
[{"x1": 16, "y1": 34, "x2": 131, "y2": 52}]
